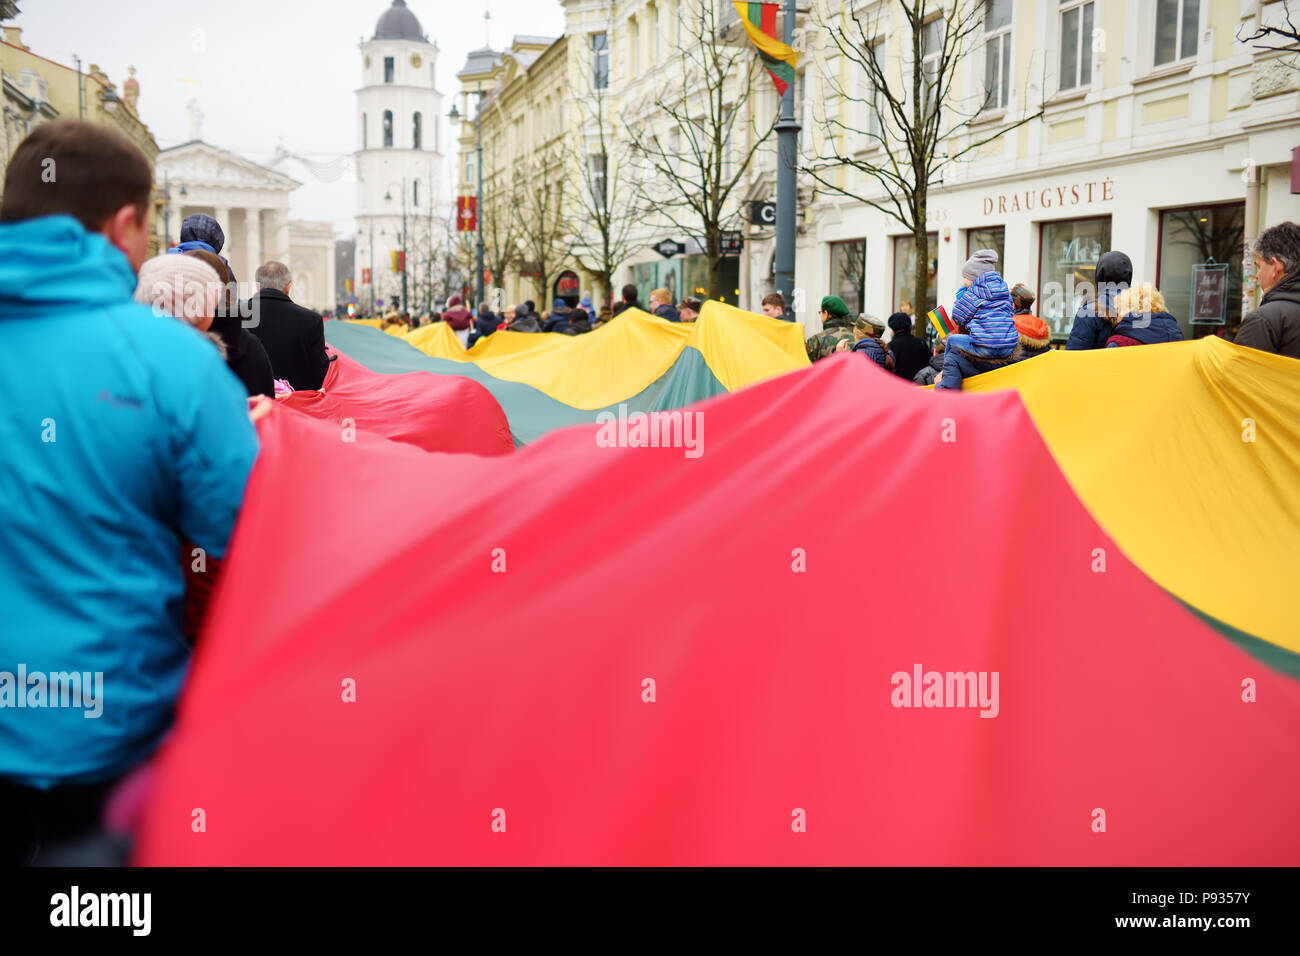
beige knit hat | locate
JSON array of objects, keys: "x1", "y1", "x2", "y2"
[{"x1": 134, "y1": 254, "x2": 222, "y2": 332}]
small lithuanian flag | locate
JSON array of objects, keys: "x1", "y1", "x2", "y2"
[
  {"x1": 928, "y1": 305, "x2": 956, "y2": 339},
  {"x1": 733, "y1": 3, "x2": 798, "y2": 96}
]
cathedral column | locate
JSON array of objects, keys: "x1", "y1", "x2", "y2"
[
  {"x1": 212, "y1": 205, "x2": 231, "y2": 252},
  {"x1": 244, "y1": 208, "x2": 262, "y2": 282},
  {"x1": 272, "y1": 209, "x2": 291, "y2": 265}
]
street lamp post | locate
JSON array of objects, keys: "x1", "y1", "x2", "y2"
[
  {"x1": 773, "y1": 0, "x2": 799, "y2": 320},
  {"x1": 449, "y1": 82, "x2": 485, "y2": 309}
]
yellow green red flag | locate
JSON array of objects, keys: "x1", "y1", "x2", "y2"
[{"x1": 733, "y1": 2, "x2": 798, "y2": 96}]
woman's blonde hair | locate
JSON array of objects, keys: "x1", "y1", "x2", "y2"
[{"x1": 1113, "y1": 283, "x2": 1166, "y2": 320}]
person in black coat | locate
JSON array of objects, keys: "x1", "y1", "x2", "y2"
[
  {"x1": 247, "y1": 261, "x2": 330, "y2": 391},
  {"x1": 886, "y1": 311, "x2": 931, "y2": 382},
  {"x1": 184, "y1": 250, "x2": 274, "y2": 396}
]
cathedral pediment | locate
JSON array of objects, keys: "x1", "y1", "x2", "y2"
[{"x1": 156, "y1": 141, "x2": 301, "y2": 192}]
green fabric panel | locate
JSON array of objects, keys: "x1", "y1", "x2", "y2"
[
  {"x1": 325, "y1": 325, "x2": 728, "y2": 447},
  {"x1": 1178, "y1": 599, "x2": 1300, "y2": 680}
]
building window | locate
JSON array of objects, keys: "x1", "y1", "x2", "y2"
[
  {"x1": 464, "y1": 152, "x2": 475, "y2": 186},
  {"x1": 384, "y1": 56, "x2": 394, "y2": 84},
  {"x1": 1158, "y1": 203, "x2": 1244, "y2": 339},
  {"x1": 829, "y1": 240, "x2": 867, "y2": 317},
  {"x1": 967, "y1": 226, "x2": 1006, "y2": 273},
  {"x1": 413, "y1": 179, "x2": 419, "y2": 208},
  {"x1": 865, "y1": 40, "x2": 885, "y2": 142},
  {"x1": 921, "y1": 16, "x2": 945, "y2": 113},
  {"x1": 1059, "y1": 1, "x2": 1094, "y2": 91},
  {"x1": 631, "y1": 17, "x2": 640, "y2": 75},
  {"x1": 893, "y1": 233, "x2": 939, "y2": 316},
  {"x1": 983, "y1": 0, "x2": 1012, "y2": 111},
  {"x1": 362, "y1": 113, "x2": 367, "y2": 150},
  {"x1": 1038, "y1": 216, "x2": 1111, "y2": 337},
  {"x1": 651, "y1": 3, "x2": 660, "y2": 63},
  {"x1": 413, "y1": 111, "x2": 422, "y2": 150},
  {"x1": 588, "y1": 153, "x2": 607, "y2": 212},
  {"x1": 1155, "y1": 0, "x2": 1199, "y2": 67},
  {"x1": 591, "y1": 32, "x2": 609, "y2": 90},
  {"x1": 383, "y1": 110, "x2": 393, "y2": 148}
]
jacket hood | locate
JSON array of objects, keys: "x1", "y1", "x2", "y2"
[
  {"x1": 1111, "y1": 311, "x2": 1183, "y2": 344},
  {"x1": 1095, "y1": 251, "x2": 1133, "y2": 286},
  {"x1": 0, "y1": 215, "x2": 138, "y2": 317},
  {"x1": 1262, "y1": 269, "x2": 1300, "y2": 307}
]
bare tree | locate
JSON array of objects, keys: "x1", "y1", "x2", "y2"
[
  {"x1": 568, "y1": 52, "x2": 642, "y2": 312},
  {"x1": 514, "y1": 144, "x2": 573, "y2": 306},
  {"x1": 1237, "y1": 1, "x2": 1300, "y2": 60},
  {"x1": 628, "y1": 2, "x2": 778, "y2": 299},
  {"x1": 479, "y1": 141, "x2": 522, "y2": 311},
  {"x1": 806, "y1": 0, "x2": 1043, "y2": 323}
]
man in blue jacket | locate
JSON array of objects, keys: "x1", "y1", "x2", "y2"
[{"x1": 0, "y1": 121, "x2": 259, "y2": 863}]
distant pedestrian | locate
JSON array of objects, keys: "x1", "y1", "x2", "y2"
[
  {"x1": 936, "y1": 250, "x2": 1019, "y2": 390},
  {"x1": 1105, "y1": 284, "x2": 1183, "y2": 347},
  {"x1": 849, "y1": 314, "x2": 894, "y2": 370},
  {"x1": 805, "y1": 296, "x2": 856, "y2": 361},
  {"x1": 914, "y1": 339, "x2": 946, "y2": 386},
  {"x1": 248, "y1": 260, "x2": 331, "y2": 391},
  {"x1": 184, "y1": 250, "x2": 275, "y2": 396},
  {"x1": 544, "y1": 298, "x2": 573, "y2": 332},
  {"x1": 761, "y1": 292, "x2": 786, "y2": 319},
  {"x1": 1010, "y1": 284, "x2": 1052, "y2": 360},
  {"x1": 564, "y1": 307, "x2": 592, "y2": 335},
  {"x1": 442, "y1": 294, "x2": 474, "y2": 347},
  {"x1": 650, "y1": 287, "x2": 680, "y2": 322},
  {"x1": 886, "y1": 311, "x2": 930, "y2": 381},
  {"x1": 1236, "y1": 221, "x2": 1300, "y2": 359},
  {"x1": 678, "y1": 298, "x2": 702, "y2": 322},
  {"x1": 1066, "y1": 251, "x2": 1132, "y2": 350},
  {"x1": 612, "y1": 284, "x2": 639, "y2": 316},
  {"x1": 507, "y1": 305, "x2": 541, "y2": 333}
]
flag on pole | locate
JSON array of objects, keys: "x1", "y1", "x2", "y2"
[
  {"x1": 733, "y1": 2, "x2": 798, "y2": 96},
  {"x1": 927, "y1": 305, "x2": 956, "y2": 339},
  {"x1": 390, "y1": 250, "x2": 405, "y2": 273}
]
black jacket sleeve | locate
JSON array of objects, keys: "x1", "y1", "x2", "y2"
[{"x1": 301, "y1": 313, "x2": 330, "y2": 390}]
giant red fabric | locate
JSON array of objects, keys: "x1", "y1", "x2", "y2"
[
  {"x1": 278, "y1": 349, "x2": 513, "y2": 456},
  {"x1": 137, "y1": 357, "x2": 1300, "y2": 865}
]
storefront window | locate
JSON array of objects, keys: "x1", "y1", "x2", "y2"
[
  {"x1": 1158, "y1": 203, "x2": 1244, "y2": 339},
  {"x1": 966, "y1": 226, "x2": 1006, "y2": 274},
  {"x1": 829, "y1": 240, "x2": 867, "y2": 317},
  {"x1": 1038, "y1": 216, "x2": 1111, "y2": 338},
  {"x1": 892, "y1": 233, "x2": 939, "y2": 316}
]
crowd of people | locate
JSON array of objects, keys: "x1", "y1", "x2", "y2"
[
  {"x1": 2, "y1": 118, "x2": 1299, "y2": 865},
  {"x1": 804, "y1": 226, "x2": 1300, "y2": 389}
]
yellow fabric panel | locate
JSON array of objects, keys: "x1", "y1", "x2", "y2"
[
  {"x1": 346, "y1": 318, "x2": 384, "y2": 328},
  {"x1": 962, "y1": 338, "x2": 1300, "y2": 650},
  {"x1": 382, "y1": 324, "x2": 407, "y2": 337},
  {"x1": 467, "y1": 329, "x2": 569, "y2": 361},
  {"x1": 405, "y1": 322, "x2": 470, "y2": 361},
  {"x1": 689, "y1": 301, "x2": 810, "y2": 391},
  {"x1": 471, "y1": 309, "x2": 691, "y2": 410}
]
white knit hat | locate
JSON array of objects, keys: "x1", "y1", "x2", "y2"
[{"x1": 134, "y1": 254, "x2": 222, "y2": 330}]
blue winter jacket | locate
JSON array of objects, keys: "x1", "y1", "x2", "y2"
[
  {"x1": 1105, "y1": 311, "x2": 1184, "y2": 346},
  {"x1": 950, "y1": 271, "x2": 1018, "y2": 352},
  {"x1": 851, "y1": 335, "x2": 889, "y2": 367},
  {"x1": 0, "y1": 215, "x2": 259, "y2": 789}
]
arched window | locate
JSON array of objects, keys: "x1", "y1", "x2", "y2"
[
  {"x1": 413, "y1": 180, "x2": 419, "y2": 208},
  {"x1": 383, "y1": 110, "x2": 393, "y2": 148},
  {"x1": 362, "y1": 113, "x2": 367, "y2": 150},
  {"x1": 412, "y1": 112, "x2": 422, "y2": 150}
]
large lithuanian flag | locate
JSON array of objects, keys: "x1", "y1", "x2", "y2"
[{"x1": 734, "y1": 2, "x2": 798, "y2": 95}]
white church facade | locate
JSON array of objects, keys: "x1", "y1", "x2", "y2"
[
  {"x1": 155, "y1": 141, "x2": 337, "y2": 311},
  {"x1": 354, "y1": 0, "x2": 445, "y2": 314}
]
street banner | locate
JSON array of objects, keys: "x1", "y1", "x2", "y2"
[
  {"x1": 734, "y1": 2, "x2": 798, "y2": 96},
  {"x1": 457, "y1": 195, "x2": 478, "y2": 232},
  {"x1": 361, "y1": 268, "x2": 371, "y2": 285}
]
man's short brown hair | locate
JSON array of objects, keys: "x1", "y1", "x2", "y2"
[
  {"x1": 762, "y1": 292, "x2": 785, "y2": 309},
  {"x1": 0, "y1": 121, "x2": 153, "y2": 232}
]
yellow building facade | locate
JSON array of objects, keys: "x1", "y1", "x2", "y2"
[
  {"x1": 458, "y1": 1, "x2": 1300, "y2": 337},
  {"x1": 2, "y1": 25, "x2": 163, "y2": 251}
]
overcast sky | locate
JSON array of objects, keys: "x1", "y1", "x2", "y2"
[{"x1": 11, "y1": 0, "x2": 565, "y2": 237}]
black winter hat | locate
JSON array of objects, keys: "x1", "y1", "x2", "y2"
[
  {"x1": 1095, "y1": 251, "x2": 1133, "y2": 286},
  {"x1": 887, "y1": 312, "x2": 913, "y2": 333}
]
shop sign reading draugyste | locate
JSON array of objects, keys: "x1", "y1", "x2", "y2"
[{"x1": 982, "y1": 178, "x2": 1115, "y2": 216}]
